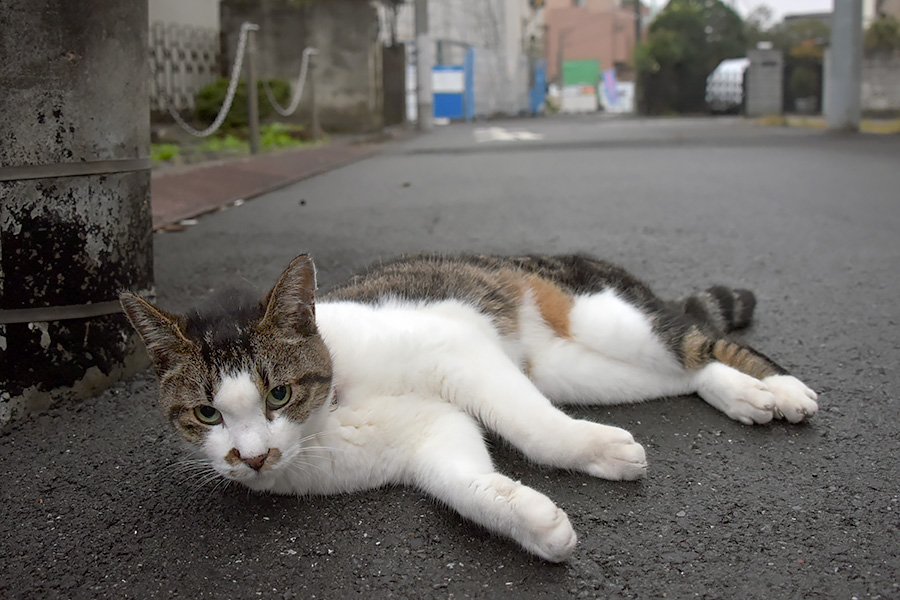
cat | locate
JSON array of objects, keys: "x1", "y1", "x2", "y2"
[{"x1": 119, "y1": 253, "x2": 818, "y2": 562}]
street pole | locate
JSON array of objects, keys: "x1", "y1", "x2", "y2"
[
  {"x1": 415, "y1": 0, "x2": 433, "y2": 131},
  {"x1": 634, "y1": 0, "x2": 641, "y2": 50},
  {"x1": 825, "y1": 0, "x2": 862, "y2": 131},
  {"x1": 247, "y1": 26, "x2": 261, "y2": 154},
  {"x1": 310, "y1": 52, "x2": 321, "y2": 140}
]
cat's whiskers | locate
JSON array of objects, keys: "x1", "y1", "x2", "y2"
[
  {"x1": 284, "y1": 457, "x2": 333, "y2": 480},
  {"x1": 188, "y1": 471, "x2": 228, "y2": 498}
]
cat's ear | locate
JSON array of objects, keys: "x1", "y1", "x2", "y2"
[
  {"x1": 119, "y1": 293, "x2": 194, "y2": 373},
  {"x1": 261, "y1": 254, "x2": 317, "y2": 336}
]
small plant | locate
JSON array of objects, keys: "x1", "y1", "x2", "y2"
[
  {"x1": 151, "y1": 143, "x2": 180, "y2": 162},
  {"x1": 261, "y1": 123, "x2": 297, "y2": 150},
  {"x1": 200, "y1": 134, "x2": 248, "y2": 154}
]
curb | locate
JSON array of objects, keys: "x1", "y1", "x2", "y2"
[{"x1": 150, "y1": 127, "x2": 417, "y2": 231}]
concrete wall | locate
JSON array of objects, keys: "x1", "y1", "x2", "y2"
[
  {"x1": 746, "y1": 48, "x2": 785, "y2": 116},
  {"x1": 393, "y1": 0, "x2": 537, "y2": 117},
  {"x1": 221, "y1": 0, "x2": 383, "y2": 133},
  {"x1": 149, "y1": 0, "x2": 220, "y2": 29},
  {"x1": 862, "y1": 51, "x2": 900, "y2": 113},
  {"x1": 0, "y1": 0, "x2": 153, "y2": 427}
]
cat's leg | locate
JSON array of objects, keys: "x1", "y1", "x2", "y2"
[
  {"x1": 526, "y1": 289, "x2": 701, "y2": 405},
  {"x1": 440, "y1": 344, "x2": 648, "y2": 481},
  {"x1": 403, "y1": 404, "x2": 577, "y2": 562},
  {"x1": 528, "y1": 290, "x2": 817, "y2": 424},
  {"x1": 665, "y1": 288, "x2": 819, "y2": 423},
  {"x1": 688, "y1": 339, "x2": 818, "y2": 425}
]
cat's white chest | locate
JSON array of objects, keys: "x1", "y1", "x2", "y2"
[{"x1": 315, "y1": 300, "x2": 505, "y2": 397}]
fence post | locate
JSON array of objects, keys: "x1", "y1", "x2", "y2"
[
  {"x1": 247, "y1": 25, "x2": 261, "y2": 154},
  {"x1": 310, "y1": 53, "x2": 321, "y2": 140}
]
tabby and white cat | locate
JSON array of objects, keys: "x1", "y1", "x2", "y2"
[{"x1": 120, "y1": 253, "x2": 818, "y2": 562}]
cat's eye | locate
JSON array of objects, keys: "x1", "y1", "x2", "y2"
[
  {"x1": 266, "y1": 385, "x2": 292, "y2": 409},
  {"x1": 194, "y1": 405, "x2": 222, "y2": 425}
]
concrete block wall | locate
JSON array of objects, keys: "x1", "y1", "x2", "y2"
[
  {"x1": 746, "y1": 48, "x2": 784, "y2": 117},
  {"x1": 862, "y1": 51, "x2": 900, "y2": 113}
]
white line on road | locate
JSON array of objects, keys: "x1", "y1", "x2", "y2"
[{"x1": 474, "y1": 127, "x2": 544, "y2": 143}]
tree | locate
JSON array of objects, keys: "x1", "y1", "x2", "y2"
[
  {"x1": 768, "y1": 18, "x2": 830, "y2": 57},
  {"x1": 865, "y1": 15, "x2": 900, "y2": 54},
  {"x1": 635, "y1": 0, "x2": 747, "y2": 114},
  {"x1": 745, "y1": 3, "x2": 775, "y2": 46}
]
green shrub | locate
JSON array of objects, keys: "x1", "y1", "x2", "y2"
[
  {"x1": 194, "y1": 78, "x2": 292, "y2": 130},
  {"x1": 789, "y1": 66, "x2": 820, "y2": 99},
  {"x1": 261, "y1": 122, "x2": 297, "y2": 150},
  {"x1": 151, "y1": 143, "x2": 180, "y2": 162},
  {"x1": 199, "y1": 134, "x2": 248, "y2": 154},
  {"x1": 865, "y1": 15, "x2": 900, "y2": 54}
]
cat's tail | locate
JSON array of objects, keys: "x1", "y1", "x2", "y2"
[{"x1": 671, "y1": 286, "x2": 757, "y2": 333}]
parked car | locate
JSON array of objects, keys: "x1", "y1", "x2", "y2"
[{"x1": 705, "y1": 58, "x2": 750, "y2": 114}]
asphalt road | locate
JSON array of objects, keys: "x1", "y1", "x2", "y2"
[{"x1": 2, "y1": 116, "x2": 899, "y2": 599}]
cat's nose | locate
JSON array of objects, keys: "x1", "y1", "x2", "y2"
[{"x1": 243, "y1": 451, "x2": 269, "y2": 471}]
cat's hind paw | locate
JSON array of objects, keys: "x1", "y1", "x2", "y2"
[
  {"x1": 762, "y1": 375, "x2": 818, "y2": 423},
  {"x1": 696, "y1": 363, "x2": 777, "y2": 425},
  {"x1": 577, "y1": 423, "x2": 648, "y2": 481},
  {"x1": 510, "y1": 483, "x2": 578, "y2": 562}
]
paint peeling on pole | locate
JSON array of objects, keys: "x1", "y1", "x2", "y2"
[{"x1": 0, "y1": 0, "x2": 154, "y2": 427}]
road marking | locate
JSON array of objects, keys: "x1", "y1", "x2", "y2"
[{"x1": 474, "y1": 127, "x2": 544, "y2": 143}]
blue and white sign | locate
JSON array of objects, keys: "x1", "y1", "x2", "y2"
[{"x1": 433, "y1": 65, "x2": 465, "y2": 119}]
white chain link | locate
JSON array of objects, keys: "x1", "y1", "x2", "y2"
[
  {"x1": 159, "y1": 22, "x2": 259, "y2": 138},
  {"x1": 262, "y1": 47, "x2": 318, "y2": 117}
]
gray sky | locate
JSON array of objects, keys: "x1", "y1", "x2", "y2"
[{"x1": 730, "y1": 0, "x2": 833, "y2": 21}]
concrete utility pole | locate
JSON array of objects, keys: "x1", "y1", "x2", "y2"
[
  {"x1": 0, "y1": 0, "x2": 153, "y2": 427},
  {"x1": 247, "y1": 26, "x2": 261, "y2": 154},
  {"x1": 825, "y1": 0, "x2": 863, "y2": 131},
  {"x1": 415, "y1": 0, "x2": 433, "y2": 131},
  {"x1": 634, "y1": 0, "x2": 642, "y2": 50},
  {"x1": 310, "y1": 52, "x2": 321, "y2": 140}
]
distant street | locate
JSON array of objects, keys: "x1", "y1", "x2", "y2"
[{"x1": 3, "y1": 116, "x2": 899, "y2": 599}]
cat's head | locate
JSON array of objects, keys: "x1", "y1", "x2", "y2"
[{"x1": 119, "y1": 254, "x2": 333, "y2": 484}]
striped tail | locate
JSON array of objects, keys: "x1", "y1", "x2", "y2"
[{"x1": 674, "y1": 286, "x2": 757, "y2": 334}]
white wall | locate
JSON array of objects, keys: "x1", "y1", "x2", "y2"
[
  {"x1": 390, "y1": 0, "x2": 535, "y2": 117},
  {"x1": 149, "y1": 0, "x2": 220, "y2": 29}
]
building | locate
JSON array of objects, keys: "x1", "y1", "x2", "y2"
[
  {"x1": 543, "y1": 0, "x2": 646, "y2": 83},
  {"x1": 392, "y1": 0, "x2": 543, "y2": 117}
]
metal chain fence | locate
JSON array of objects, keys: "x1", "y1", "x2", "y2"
[{"x1": 152, "y1": 22, "x2": 319, "y2": 138}]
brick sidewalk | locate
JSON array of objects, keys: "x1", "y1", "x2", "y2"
[{"x1": 150, "y1": 139, "x2": 385, "y2": 230}]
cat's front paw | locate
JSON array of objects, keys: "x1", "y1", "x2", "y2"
[
  {"x1": 762, "y1": 375, "x2": 818, "y2": 423},
  {"x1": 577, "y1": 423, "x2": 648, "y2": 481}
]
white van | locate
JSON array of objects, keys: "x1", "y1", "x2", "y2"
[{"x1": 705, "y1": 58, "x2": 750, "y2": 113}]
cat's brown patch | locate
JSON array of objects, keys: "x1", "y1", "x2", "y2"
[
  {"x1": 526, "y1": 275, "x2": 573, "y2": 339},
  {"x1": 712, "y1": 340, "x2": 778, "y2": 379},
  {"x1": 261, "y1": 447, "x2": 282, "y2": 471},
  {"x1": 681, "y1": 327, "x2": 712, "y2": 370},
  {"x1": 225, "y1": 447, "x2": 241, "y2": 466}
]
